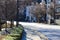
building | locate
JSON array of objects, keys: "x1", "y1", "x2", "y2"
[
  {"x1": 53, "y1": 0, "x2": 60, "y2": 19},
  {"x1": 53, "y1": 0, "x2": 60, "y2": 24}
]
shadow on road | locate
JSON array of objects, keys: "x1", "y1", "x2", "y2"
[
  {"x1": 21, "y1": 27, "x2": 41, "y2": 40},
  {"x1": 21, "y1": 30, "x2": 27, "y2": 40}
]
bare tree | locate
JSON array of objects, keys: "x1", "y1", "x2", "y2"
[
  {"x1": 48, "y1": 2, "x2": 54, "y2": 17},
  {"x1": 0, "y1": 0, "x2": 6, "y2": 31},
  {"x1": 48, "y1": 2, "x2": 55, "y2": 23},
  {"x1": 3, "y1": 0, "x2": 17, "y2": 28},
  {"x1": 34, "y1": 3, "x2": 41, "y2": 22},
  {"x1": 31, "y1": 1, "x2": 46, "y2": 23}
]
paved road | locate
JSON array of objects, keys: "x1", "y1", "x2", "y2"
[
  {"x1": 20, "y1": 22, "x2": 60, "y2": 40},
  {"x1": 21, "y1": 25, "x2": 48, "y2": 40},
  {"x1": 39, "y1": 28, "x2": 60, "y2": 40},
  {"x1": 21, "y1": 25, "x2": 43, "y2": 40}
]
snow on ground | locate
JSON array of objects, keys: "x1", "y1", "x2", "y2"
[
  {"x1": 19, "y1": 22, "x2": 60, "y2": 30},
  {"x1": 7, "y1": 21, "x2": 60, "y2": 30}
]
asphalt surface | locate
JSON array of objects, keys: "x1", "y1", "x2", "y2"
[
  {"x1": 38, "y1": 28, "x2": 60, "y2": 40},
  {"x1": 20, "y1": 22, "x2": 60, "y2": 40},
  {"x1": 21, "y1": 25, "x2": 42, "y2": 40}
]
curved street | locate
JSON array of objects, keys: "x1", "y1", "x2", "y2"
[{"x1": 20, "y1": 22, "x2": 60, "y2": 40}]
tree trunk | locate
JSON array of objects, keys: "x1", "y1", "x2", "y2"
[
  {"x1": 0, "y1": 18, "x2": 1, "y2": 31},
  {"x1": 16, "y1": 0, "x2": 19, "y2": 27},
  {"x1": 16, "y1": 21, "x2": 19, "y2": 27},
  {"x1": 37, "y1": 16, "x2": 40, "y2": 23},
  {"x1": 10, "y1": 19, "x2": 13, "y2": 28},
  {"x1": 0, "y1": 24, "x2": 1, "y2": 31}
]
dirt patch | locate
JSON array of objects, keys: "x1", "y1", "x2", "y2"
[{"x1": 0, "y1": 35, "x2": 6, "y2": 40}]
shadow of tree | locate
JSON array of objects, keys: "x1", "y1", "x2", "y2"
[
  {"x1": 21, "y1": 27, "x2": 41, "y2": 40},
  {"x1": 21, "y1": 30, "x2": 27, "y2": 40},
  {"x1": 24, "y1": 27, "x2": 41, "y2": 36}
]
